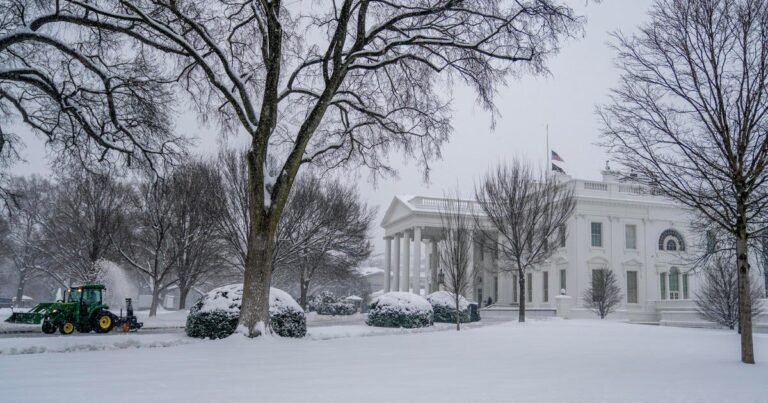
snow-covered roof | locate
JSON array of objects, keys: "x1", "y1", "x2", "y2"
[{"x1": 356, "y1": 266, "x2": 384, "y2": 276}]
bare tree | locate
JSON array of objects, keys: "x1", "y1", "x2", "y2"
[
  {"x1": 217, "y1": 152, "x2": 374, "y2": 307},
  {"x1": 475, "y1": 160, "x2": 575, "y2": 322},
  {"x1": 582, "y1": 269, "x2": 622, "y2": 319},
  {"x1": 598, "y1": 0, "x2": 768, "y2": 363},
  {"x1": 4, "y1": 176, "x2": 50, "y2": 304},
  {"x1": 696, "y1": 253, "x2": 764, "y2": 330},
  {"x1": 38, "y1": 167, "x2": 131, "y2": 284},
  {"x1": 216, "y1": 149, "x2": 252, "y2": 276},
  {"x1": 0, "y1": 2, "x2": 183, "y2": 210},
  {"x1": 437, "y1": 193, "x2": 477, "y2": 331},
  {"x1": 273, "y1": 175, "x2": 374, "y2": 309},
  {"x1": 169, "y1": 159, "x2": 228, "y2": 309},
  {"x1": 8, "y1": 0, "x2": 583, "y2": 336},
  {"x1": 117, "y1": 178, "x2": 180, "y2": 317}
]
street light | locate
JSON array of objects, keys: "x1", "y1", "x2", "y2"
[{"x1": 438, "y1": 270, "x2": 445, "y2": 289}]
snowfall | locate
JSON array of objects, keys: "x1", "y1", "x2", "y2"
[{"x1": 0, "y1": 310, "x2": 765, "y2": 402}]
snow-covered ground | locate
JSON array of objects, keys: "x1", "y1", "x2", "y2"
[{"x1": 0, "y1": 319, "x2": 765, "y2": 402}]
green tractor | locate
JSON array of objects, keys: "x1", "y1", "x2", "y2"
[{"x1": 4, "y1": 284, "x2": 143, "y2": 335}]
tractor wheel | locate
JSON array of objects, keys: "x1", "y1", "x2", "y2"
[
  {"x1": 41, "y1": 321, "x2": 56, "y2": 334},
  {"x1": 59, "y1": 321, "x2": 75, "y2": 335},
  {"x1": 93, "y1": 312, "x2": 114, "y2": 334}
]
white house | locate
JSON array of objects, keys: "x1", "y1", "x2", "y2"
[{"x1": 380, "y1": 168, "x2": 767, "y2": 327}]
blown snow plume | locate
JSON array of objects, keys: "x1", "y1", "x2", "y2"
[{"x1": 97, "y1": 259, "x2": 138, "y2": 310}]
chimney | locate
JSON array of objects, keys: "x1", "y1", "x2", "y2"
[{"x1": 601, "y1": 160, "x2": 619, "y2": 183}]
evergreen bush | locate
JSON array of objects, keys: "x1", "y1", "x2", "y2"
[{"x1": 366, "y1": 292, "x2": 433, "y2": 328}]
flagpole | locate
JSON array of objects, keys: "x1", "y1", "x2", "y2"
[{"x1": 546, "y1": 124, "x2": 550, "y2": 176}]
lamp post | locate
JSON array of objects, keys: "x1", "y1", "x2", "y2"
[{"x1": 438, "y1": 270, "x2": 445, "y2": 291}]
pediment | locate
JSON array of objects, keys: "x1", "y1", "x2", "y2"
[{"x1": 380, "y1": 196, "x2": 415, "y2": 228}]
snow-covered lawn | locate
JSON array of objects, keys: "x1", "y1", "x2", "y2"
[{"x1": 0, "y1": 319, "x2": 765, "y2": 402}]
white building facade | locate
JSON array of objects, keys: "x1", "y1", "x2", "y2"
[{"x1": 380, "y1": 169, "x2": 725, "y2": 324}]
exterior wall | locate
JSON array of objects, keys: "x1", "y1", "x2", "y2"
[
  {"x1": 381, "y1": 175, "x2": 768, "y2": 326},
  {"x1": 497, "y1": 174, "x2": 700, "y2": 323}
]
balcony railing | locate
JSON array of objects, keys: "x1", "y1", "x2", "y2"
[{"x1": 409, "y1": 196, "x2": 483, "y2": 213}]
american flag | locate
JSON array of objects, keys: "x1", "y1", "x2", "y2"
[{"x1": 551, "y1": 150, "x2": 564, "y2": 162}]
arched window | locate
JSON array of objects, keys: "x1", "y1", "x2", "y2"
[
  {"x1": 659, "y1": 229, "x2": 685, "y2": 251},
  {"x1": 666, "y1": 239, "x2": 678, "y2": 251}
]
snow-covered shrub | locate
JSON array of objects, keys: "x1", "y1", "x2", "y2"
[
  {"x1": 186, "y1": 284, "x2": 306, "y2": 339},
  {"x1": 317, "y1": 301, "x2": 357, "y2": 316},
  {"x1": 426, "y1": 291, "x2": 470, "y2": 323},
  {"x1": 310, "y1": 291, "x2": 357, "y2": 316},
  {"x1": 468, "y1": 302, "x2": 481, "y2": 322},
  {"x1": 366, "y1": 292, "x2": 433, "y2": 328}
]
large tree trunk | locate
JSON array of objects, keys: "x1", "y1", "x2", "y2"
[
  {"x1": 455, "y1": 294, "x2": 461, "y2": 331},
  {"x1": 15, "y1": 272, "x2": 26, "y2": 308},
  {"x1": 518, "y1": 268, "x2": 526, "y2": 323},
  {"x1": 149, "y1": 284, "x2": 161, "y2": 317},
  {"x1": 299, "y1": 273, "x2": 310, "y2": 311},
  {"x1": 736, "y1": 212, "x2": 754, "y2": 364},
  {"x1": 178, "y1": 286, "x2": 190, "y2": 310},
  {"x1": 240, "y1": 228, "x2": 274, "y2": 336}
]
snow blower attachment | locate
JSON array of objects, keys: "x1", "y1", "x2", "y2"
[
  {"x1": 4, "y1": 284, "x2": 143, "y2": 334},
  {"x1": 119, "y1": 298, "x2": 143, "y2": 333}
]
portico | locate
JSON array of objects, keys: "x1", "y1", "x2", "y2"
[{"x1": 380, "y1": 196, "x2": 496, "y2": 301}]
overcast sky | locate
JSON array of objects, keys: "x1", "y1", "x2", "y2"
[{"x1": 10, "y1": 0, "x2": 654, "y2": 259}]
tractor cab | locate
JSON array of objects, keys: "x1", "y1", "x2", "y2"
[{"x1": 66, "y1": 285, "x2": 104, "y2": 305}]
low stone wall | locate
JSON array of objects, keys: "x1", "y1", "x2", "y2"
[{"x1": 480, "y1": 305, "x2": 557, "y2": 321}]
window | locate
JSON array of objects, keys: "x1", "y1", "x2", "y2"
[
  {"x1": 627, "y1": 271, "x2": 638, "y2": 303},
  {"x1": 660, "y1": 273, "x2": 667, "y2": 300},
  {"x1": 591, "y1": 222, "x2": 603, "y2": 247},
  {"x1": 68, "y1": 289, "x2": 81, "y2": 303},
  {"x1": 558, "y1": 225, "x2": 566, "y2": 247},
  {"x1": 669, "y1": 267, "x2": 680, "y2": 299},
  {"x1": 666, "y1": 239, "x2": 678, "y2": 251},
  {"x1": 526, "y1": 273, "x2": 533, "y2": 303},
  {"x1": 658, "y1": 229, "x2": 685, "y2": 251},
  {"x1": 682, "y1": 273, "x2": 689, "y2": 299},
  {"x1": 560, "y1": 269, "x2": 567, "y2": 293},
  {"x1": 543, "y1": 272, "x2": 549, "y2": 303},
  {"x1": 625, "y1": 224, "x2": 637, "y2": 250},
  {"x1": 512, "y1": 274, "x2": 518, "y2": 303}
]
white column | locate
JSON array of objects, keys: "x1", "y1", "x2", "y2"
[
  {"x1": 466, "y1": 231, "x2": 475, "y2": 300},
  {"x1": 496, "y1": 232, "x2": 508, "y2": 304},
  {"x1": 483, "y1": 245, "x2": 493, "y2": 303},
  {"x1": 393, "y1": 233, "x2": 401, "y2": 292},
  {"x1": 384, "y1": 236, "x2": 392, "y2": 292},
  {"x1": 403, "y1": 231, "x2": 411, "y2": 292},
  {"x1": 412, "y1": 227, "x2": 422, "y2": 295},
  {"x1": 424, "y1": 239, "x2": 432, "y2": 293},
  {"x1": 431, "y1": 240, "x2": 439, "y2": 293}
]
